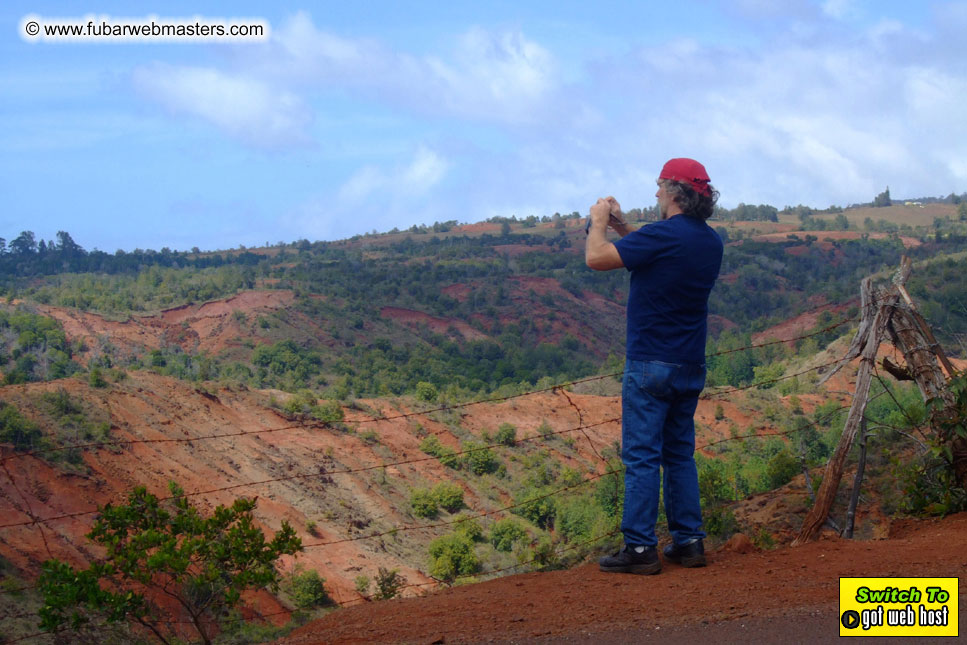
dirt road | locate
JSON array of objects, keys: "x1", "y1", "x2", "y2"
[{"x1": 280, "y1": 513, "x2": 967, "y2": 644}]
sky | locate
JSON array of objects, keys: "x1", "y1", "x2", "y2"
[{"x1": 2, "y1": 1, "x2": 966, "y2": 252}]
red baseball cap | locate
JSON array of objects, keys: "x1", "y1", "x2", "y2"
[{"x1": 659, "y1": 158, "x2": 712, "y2": 196}]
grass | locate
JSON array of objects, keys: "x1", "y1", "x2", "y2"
[{"x1": 779, "y1": 203, "x2": 957, "y2": 229}]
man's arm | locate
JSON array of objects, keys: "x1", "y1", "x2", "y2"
[{"x1": 585, "y1": 198, "x2": 625, "y2": 271}]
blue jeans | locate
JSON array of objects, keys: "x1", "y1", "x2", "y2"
[{"x1": 620, "y1": 358, "x2": 706, "y2": 547}]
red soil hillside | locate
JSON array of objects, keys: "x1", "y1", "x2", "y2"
[
  {"x1": 2, "y1": 348, "x2": 946, "y2": 612},
  {"x1": 751, "y1": 301, "x2": 857, "y2": 347},
  {"x1": 35, "y1": 290, "x2": 298, "y2": 359},
  {"x1": 4, "y1": 282, "x2": 965, "y2": 641},
  {"x1": 0, "y1": 372, "x2": 630, "y2": 607}
]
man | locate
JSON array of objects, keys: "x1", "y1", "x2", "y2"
[{"x1": 586, "y1": 158, "x2": 723, "y2": 575}]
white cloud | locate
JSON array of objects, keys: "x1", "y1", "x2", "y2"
[
  {"x1": 283, "y1": 146, "x2": 451, "y2": 242},
  {"x1": 821, "y1": 0, "x2": 856, "y2": 20},
  {"x1": 424, "y1": 28, "x2": 555, "y2": 122},
  {"x1": 127, "y1": 7, "x2": 967, "y2": 235},
  {"x1": 261, "y1": 12, "x2": 557, "y2": 125},
  {"x1": 559, "y1": 14, "x2": 967, "y2": 210},
  {"x1": 401, "y1": 147, "x2": 449, "y2": 192},
  {"x1": 131, "y1": 63, "x2": 312, "y2": 148},
  {"x1": 339, "y1": 146, "x2": 448, "y2": 203},
  {"x1": 338, "y1": 166, "x2": 384, "y2": 203}
]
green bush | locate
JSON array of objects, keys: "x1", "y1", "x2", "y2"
[
  {"x1": 765, "y1": 448, "x2": 799, "y2": 489},
  {"x1": 463, "y1": 440, "x2": 500, "y2": 475},
  {"x1": 495, "y1": 422, "x2": 517, "y2": 446},
  {"x1": 312, "y1": 400, "x2": 344, "y2": 423},
  {"x1": 428, "y1": 533, "x2": 478, "y2": 582},
  {"x1": 528, "y1": 535, "x2": 559, "y2": 570},
  {"x1": 556, "y1": 496, "x2": 599, "y2": 543},
  {"x1": 290, "y1": 569, "x2": 330, "y2": 609},
  {"x1": 594, "y1": 468, "x2": 624, "y2": 518},
  {"x1": 753, "y1": 362, "x2": 785, "y2": 388},
  {"x1": 557, "y1": 466, "x2": 583, "y2": 488},
  {"x1": 453, "y1": 514, "x2": 484, "y2": 541},
  {"x1": 373, "y1": 567, "x2": 403, "y2": 600},
  {"x1": 251, "y1": 340, "x2": 323, "y2": 390},
  {"x1": 282, "y1": 389, "x2": 319, "y2": 415},
  {"x1": 703, "y1": 505, "x2": 739, "y2": 539},
  {"x1": 41, "y1": 389, "x2": 82, "y2": 417},
  {"x1": 415, "y1": 381, "x2": 438, "y2": 403},
  {"x1": 420, "y1": 435, "x2": 444, "y2": 456},
  {"x1": 490, "y1": 518, "x2": 527, "y2": 552},
  {"x1": 512, "y1": 487, "x2": 556, "y2": 528},
  {"x1": 431, "y1": 481, "x2": 464, "y2": 513},
  {"x1": 410, "y1": 488, "x2": 438, "y2": 518},
  {"x1": 88, "y1": 367, "x2": 108, "y2": 388},
  {"x1": 420, "y1": 435, "x2": 461, "y2": 469},
  {"x1": 0, "y1": 401, "x2": 43, "y2": 451},
  {"x1": 893, "y1": 452, "x2": 967, "y2": 516}
]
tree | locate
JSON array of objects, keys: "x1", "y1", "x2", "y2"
[
  {"x1": 372, "y1": 567, "x2": 403, "y2": 600},
  {"x1": 55, "y1": 230, "x2": 84, "y2": 256},
  {"x1": 873, "y1": 187, "x2": 891, "y2": 208},
  {"x1": 38, "y1": 482, "x2": 302, "y2": 645},
  {"x1": 9, "y1": 230, "x2": 37, "y2": 255}
]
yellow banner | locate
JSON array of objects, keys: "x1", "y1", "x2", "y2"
[{"x1": 840, "y1": 577, "x2": 958, "y2": 637}]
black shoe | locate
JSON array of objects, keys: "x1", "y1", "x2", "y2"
[
  {"x1": 662, "y1": 539, "x2": 706, "y2": 567},
  {"x1": 598, "y1": 545, "x2": 661, "y2": 575}
]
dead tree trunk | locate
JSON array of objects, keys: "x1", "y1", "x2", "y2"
[
  {"x1": 792, "y1": 277, "x2": 893, "y2": 545},
  {"x1": 793, "y1": 257, "x2": 965, "y2": 545},
  {"x1": 843, "y1": 417, "x2": 868, "y2": 539}
]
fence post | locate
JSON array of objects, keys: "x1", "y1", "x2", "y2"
[
  {"x1": 792, "y1": 276, "x2": 889, "y2": 545},
  {"x1": 843, "y1": 417, "x2": 868, "y2": 539}
]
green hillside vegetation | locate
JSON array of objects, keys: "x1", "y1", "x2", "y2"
[
  {"x1": 3, "y1": 201, "x2": 967, "y2": 403},
  {"x1": 0, "y1": 309, "x2": 81, "y2": 383}
]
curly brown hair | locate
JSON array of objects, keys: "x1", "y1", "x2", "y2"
[{"x1": 664, "y1": 181, "x2": 719, "y2": 220}]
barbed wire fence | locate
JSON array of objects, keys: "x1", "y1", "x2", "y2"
[{"x1": 3, "y1": 310, "x2": 932, "y2": 642}]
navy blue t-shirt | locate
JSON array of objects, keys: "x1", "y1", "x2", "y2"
[{"x1": 612, "y1": 214, "x2": 723, "y2": 364}]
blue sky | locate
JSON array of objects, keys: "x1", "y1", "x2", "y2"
[{"x1": 2, "y1": 1, "x2": 966, "y2": 252}]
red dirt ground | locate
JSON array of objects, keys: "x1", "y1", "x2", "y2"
[
  {"x1": 35, "y1": 290, "x2": 297, "y2": 359},
  {"x1": 751, "y1": 301, "x2": 857, "y2": 347},
  {"x1": 280, "y1": 513, "x2": 967, "y2": 644}
]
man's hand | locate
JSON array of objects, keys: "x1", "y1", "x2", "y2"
[
  {"x1": 604, "y1": 196, "x2": 632, "y2": 236},
  {"x1": 585, "y1": 197, "x2": 625, "y2": 271},
  {"x1": 589, "y1": 198, "x2": 613, "y2": 230}
]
